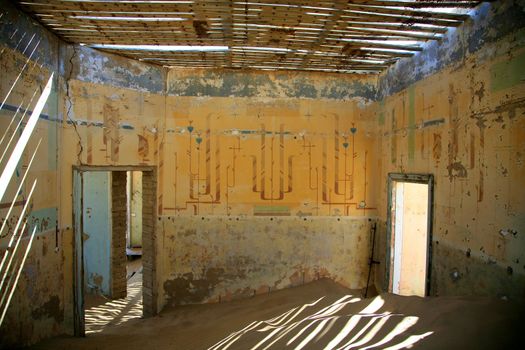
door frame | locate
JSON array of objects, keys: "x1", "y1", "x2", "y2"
[
  {"x1": 72, "y1": 165, "x2": 157, "y2": 336},
  {"x1": 386, "y1": 173, "x2": 434, "y2": 296}
]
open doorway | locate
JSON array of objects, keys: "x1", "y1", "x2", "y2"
[
  {"x1": 72, "y1": 166, "x2": 157, "y2": 336},
  {"x1": 127, "y1": 171, "x2": 143, "y2": 258},
  {"x1": 124, "y1": 171, "x2": 143, "y2": 329},
  {"x1": 387, "y1": 173, "x2": 433, "y2": 297}
]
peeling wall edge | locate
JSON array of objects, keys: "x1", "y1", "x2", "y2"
[
  {"x1": 377, "y1": 0, "x2": 525, "y2": 99},
  {"x1": 63, "y1": 45, "x2": 167, "y2": 94},
  {"x1": 0, "y1": 0, "x2": 61, "y2": 72},
  {"x1": 166, "y1": 67, "x2": 378, "y2": 101}
]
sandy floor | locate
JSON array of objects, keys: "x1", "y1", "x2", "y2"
[
  {"x1": 30, "y1": 279, "x2": 524, "y2": 349},
  {"x1": 83, "y1": 257, "x2": 143, "y2": 334}
]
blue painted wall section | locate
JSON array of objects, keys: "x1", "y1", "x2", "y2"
[
  {"x1": 0, "y1": 0, "x2": 60, "y2": 72},
  {"x1": 168, "y1": 69, "x2": 377, "y2": 100},
  {"x1": 27, "y1": 207, "x2": 58, "y2": 235},
  {"x1": 378, "y1": 0, "x2": 525, "y2": 99},
  {"x1": 66, "y1": 46, "x2": 166, "y2": 93}
]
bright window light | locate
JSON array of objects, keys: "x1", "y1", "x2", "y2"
[
  {"x1": 361, "y1": 47, "x2": 417, "y2": 53},
  {"x1": 235, "y1": 46, "x2": 292, "y2": 52},
  {"x1": 90, "y1": 44, "x2": 229, "y2": 52},
  {"x1": 0, "y1": 74, "x2": 53, "y2": 203},
  {"x1": 232, "y1": 23, "x2": 324, "y2": 31},
  {"x1": 70, "y1": 16, "x2": 185, "y2": 21},
  {"x1": 340, "y1": 39, "x2": 421, "y2": 46},
  {"x1": 306, "y1": 12, "x2": 333, "y2": 16}
]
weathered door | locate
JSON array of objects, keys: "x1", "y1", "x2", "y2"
[{"x1": 82, "y1": 171, "x2": 112, "y2": 297}]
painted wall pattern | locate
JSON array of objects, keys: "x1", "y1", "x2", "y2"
[
  {"x1": 161, "y1": 95, "x2": 377, "y2": 217},
  {"x1": 371, "y1": 18, "x2": 525, "y2": 298}
]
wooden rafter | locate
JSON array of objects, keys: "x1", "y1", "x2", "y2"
[{"x1": 13, "y1": 0, "x2": 483, "y2": 74}]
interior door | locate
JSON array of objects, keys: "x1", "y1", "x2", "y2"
[
  {"x1": 73, "y1": 170, "x2": 84, "y2": 336},
  {"x1": 82, "y1": 171, "x2": 112, "y2": 297}
]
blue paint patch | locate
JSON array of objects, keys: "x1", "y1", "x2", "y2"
[
  {"x1": 74, "y1": 46, "x2": 165, "y2": 93},
  {"x1": 27, "y1": 207, "x2": 58, "y2": 235},
  {"x1": 0, "y1": 103, "x2": 61, "y2": 123},
  {"x1": 0, "y1": 0, "x2": 60, "y2": 72},
  {"x1": 169, "y1": 70, "x2": 377, "y2": 100},
  {"x1": 378, "y1": 2, "x2": 525, "y2": 98},
  {"x1": 171, "y1": 70, "x2": 278, "y2": 98},
  {"x1": 235, "y1": 129, "x2": 291, "y2": 135}
]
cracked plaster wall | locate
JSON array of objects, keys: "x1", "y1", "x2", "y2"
[
  {"x1": 1, "y1": 0, "x2": 525, "y2": 347},
  {"x1": 0, "y1": 0, "x2": 65, "y2": 347},
  {"x1": 370, "y1": 0, "x2": 525, "y2": 299}
]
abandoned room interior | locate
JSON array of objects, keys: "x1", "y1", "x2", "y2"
[{"x1": 0, "y1": 0, "x2": 524, "y2": 348}]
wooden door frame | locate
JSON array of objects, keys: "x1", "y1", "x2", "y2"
[
  {"x1": 72, "y1": 165, "x2": 157, "y2": 337},
  {"x1": 386, "y1": 173, "x2": 434, "y2": 296}
]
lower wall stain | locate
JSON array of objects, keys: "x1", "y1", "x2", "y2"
[
  {"x1": 431, "y1": 241, "x2": 525, "y2": 299},
  {"x1": 159, "y1": 216, "x2": 373, "y2": 308},
  {"x1": 164, "y1": 268, "x2": 225, "y2": 305},
  {"x1": 373, "y1": 221, "x2": 525, "y2": 300},
  {"x1": 31, "y1": 295, "x2": 63, "y2": 324}
]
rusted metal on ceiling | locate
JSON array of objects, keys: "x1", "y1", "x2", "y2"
[{"x1": 15, "y1": 0, "x2": 484, "y2": 74}]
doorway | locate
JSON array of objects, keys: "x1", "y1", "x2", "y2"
[
  {"x1": 387, "y1": 173, "x2": 433, "y2": 297},
  {"x1": 72, "y1": 166, "x2": 157, "y2": 336},
  {"x1": 126, "y1": 171, "x2": 143, "y2": 257}
]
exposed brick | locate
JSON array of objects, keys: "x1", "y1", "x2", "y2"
[
  {"x1": 111, "y1": 171, "x2": 127, "y2": 299},
  {"x1": 141, "y1": 169, "x2": 157, "y2": 317}
]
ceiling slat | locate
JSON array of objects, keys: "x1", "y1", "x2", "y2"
[{"x1": 14, "y1": 0, "x2": 481, "y2": 73}]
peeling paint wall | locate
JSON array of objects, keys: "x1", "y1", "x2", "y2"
[
  {"x1": 377, "y1": 1, "x2": 525, "y2": 99},
  {"x1": 61, "y1": 79, "x2": 165, "y2": 167},
  {"x1": 372, "y1": 0, "x2": 525, "y2": 299},
  {"x1": 59, "y1": 25, "x2": 379, "y2": 337},
  {"x1": 163, "y1": 69, "x2": 378, "y2": 309},
  {"x1": 64, "y1": 46, "x2": 165, "y2": 94},
  {"x1": 159, "y1": 216, "x2": 373, "y2": 308},
  {"x1": 58, "y1": 48, "x2": 167, "y2": 332},
  {"x1": 159, "y1": 70, "x2": 378, "y2": 307},
  {"x1": 3, "y1": 0, "x2": 524, "y2": 347},
  {"x1": 0, "y1": 0, "x2": 65, "y2": 346},
  {"x1": 0, "y1": 0, "x2": 61, "y2": 71},
  {"x1": 168, "y1": 68, "x2": 377, "y2": 101}
]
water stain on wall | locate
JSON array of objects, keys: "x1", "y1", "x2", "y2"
[{"x1": 31, "y1": 295, "x2": 63, "y2": 323}]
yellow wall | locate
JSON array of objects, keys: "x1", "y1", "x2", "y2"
[
  {"x1": 2, "y1": 0, "x2": 525, "y2": 346},
  {"x1": 0, "y1": 39, "x2": 64, "y2": 345},
  {"x1": 150, "y1": 70, "x2": 379, "y2": 306},
  {"x1": 162, "y1": 95, "x2": 377, "y2": 217},
  {"x1": 372, "y1": 29, "x2": 525, "y2": 297},
  {"x1": 62, "y1": 65, "x2": 379, "y2": 310}
]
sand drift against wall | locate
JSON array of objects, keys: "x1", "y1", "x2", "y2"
[{"x1": 30, "y1": 279, "x2": 524, "y2": 350}]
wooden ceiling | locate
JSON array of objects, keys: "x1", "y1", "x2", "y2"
[{"x1": 16, "y1": 0, "x2": 484, "y2": 74}]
